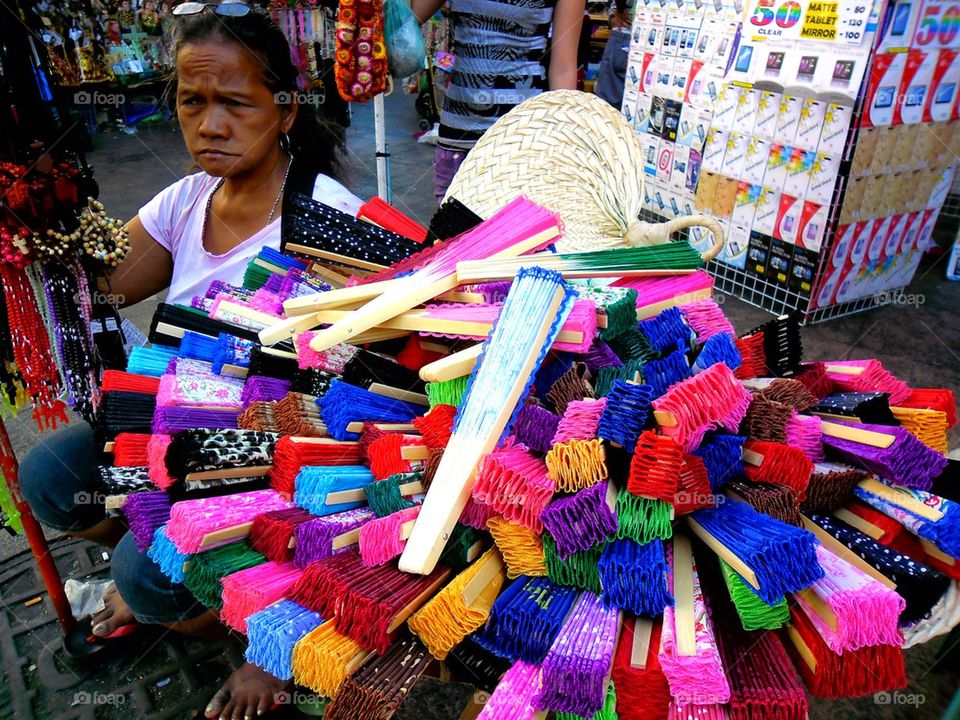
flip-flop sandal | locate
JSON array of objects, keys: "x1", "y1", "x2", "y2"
[
  {"x1": 84, "y1": 584, "x2": 139, "y2": 643},
  {"x1": 86, "y1": 621, "x2": 138, "y2": 643},
  {"x1": 62, "y1": 616, "x2": 139, "y2": 661}
]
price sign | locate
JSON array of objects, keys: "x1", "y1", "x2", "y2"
[
  {"x1": 746, "y1": 0, "x2": 872, "y2": 45},
  {"x1": 913, "y1": 0, "x2": 960, "y2": 49}
]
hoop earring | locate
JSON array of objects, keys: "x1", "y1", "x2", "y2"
[{"x1": 280, "y1": 133, "x2": 291, "y2": 153}]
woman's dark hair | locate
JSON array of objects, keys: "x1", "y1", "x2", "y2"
[{"x1": 172, "y1": 6, "x2": 346, "y2": 182}]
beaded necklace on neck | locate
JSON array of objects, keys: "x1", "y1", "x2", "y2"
[{"x1": 203, "y1": 154, "x2": 292, "y2": 246}]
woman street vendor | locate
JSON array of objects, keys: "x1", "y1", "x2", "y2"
[{"x1": 20, "y1": 5, "x2": 361, "y2": 719}]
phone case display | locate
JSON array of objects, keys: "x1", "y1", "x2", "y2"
[
  {"x1": 622, "y1": 0, "x2": 959, "y2": 323},
  {"x1": 816, "y1": 0, "x2": 960, "y2": 313}
]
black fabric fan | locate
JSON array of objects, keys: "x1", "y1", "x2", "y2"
[
  {"x1": 746, "y1": 314, "x2": 803, "y2": 377},
  {"x1": 813, "y1": 392, "x2": 897, "y2": 425},
  {"x1": 283, "y1": 192, "x2": 421, "y2": 269},
  {"x1": 149, "y1": 303, "x2": 260, "y2": 347},
  {"x1": 428, "y1": 197, "x2": 484, "y2": 241}
]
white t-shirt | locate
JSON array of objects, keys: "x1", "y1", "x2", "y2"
[{"x1": 139, "y1": 171, "x2": 363, "y2": 306}]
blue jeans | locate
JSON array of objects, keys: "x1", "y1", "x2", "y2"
[
  {"x1": 19, "y1": 421, "x2": 105, "y2": 532},
  {"x1": 20, "y1": 423, "x2": 205, "y2": 625},
  {"x1": 112, "y1": 531, "x2": 207, "y2": 624},
  {"x1": 594, "y1": 27, "x2": 630, "y2": 110}
]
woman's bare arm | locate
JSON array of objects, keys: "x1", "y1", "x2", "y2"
[
  {"x1": 548, "y1": 0, "x2": 586, "y2": 90},
  {"x1": 105, "y1": 216, "x2": 174, "y2": 308},
  {"x1": 411, "y1": 0, "x2": 446, "y2": 24}
]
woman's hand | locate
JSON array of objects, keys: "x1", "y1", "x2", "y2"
[
  {"x1": 105, "y1": 216, "x2": 173, "y2": 308},
  {"x1": 548, "y1": 0, "x2": 587, "y2": 90}
]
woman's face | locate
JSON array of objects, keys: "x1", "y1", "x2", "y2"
[{"x1": 176, "y1": 37, "x2": 295, "y2": 178}]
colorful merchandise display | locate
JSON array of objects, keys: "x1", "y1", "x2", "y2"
[
  {"x1": 32, "y1": 185, "x2": 950, "y2": 718},
  {"x1": 2, "y1": 84, "x2": 957, "y2": 720},
  {"x1": 271, "y1": 1, "x2": 337, "y2": 91},
  {"x1": 622, "y1": 0, "x2": 959, "y2": 321}
]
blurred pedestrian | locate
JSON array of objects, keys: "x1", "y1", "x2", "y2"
[{"x1": 412, "y1": 0, "x2": 586, "y2": 201}]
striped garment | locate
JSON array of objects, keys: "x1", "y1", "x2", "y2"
[{"x1": 439, "y1": 0, "x2": 557, "y2": 151}]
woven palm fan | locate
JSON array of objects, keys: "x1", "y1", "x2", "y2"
[{"x1": 445, "y1": 90, "x2": 724, "y2": 256}]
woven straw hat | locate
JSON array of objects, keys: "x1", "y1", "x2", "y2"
[{"x1": 444, "y1": 90, "x2": 651, "y2": 253}]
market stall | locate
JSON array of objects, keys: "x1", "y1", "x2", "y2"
[
  {"x1": 0, "y1": 2, "x2": 130, "y2": 652},
  {"x1": 621, "y1": 0, "x2": 960, "y2": 322},
  {"x1": 29, "y1": 0, "x2": 350, "y2": 133},
  {"x1": 2, "y1": 71, "x2": 958, "y2": 719}
]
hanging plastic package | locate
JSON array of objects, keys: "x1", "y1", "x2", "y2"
[{"x1": 384, "y1": 0, "x2": 425, "y2": 78}]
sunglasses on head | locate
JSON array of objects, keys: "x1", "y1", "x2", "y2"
[{"x1": 172, "y1": 2, "x2": 250, "y2": 17}]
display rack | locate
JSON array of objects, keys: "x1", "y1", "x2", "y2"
[
  {"x1": 939, "y1": 168, "x2": 960, "y2": 221},
  {"x1": 622, "y1": 0, "x2": 960, "y2": 323},
  {"x1": 0, "y1": 4, "x2": 129, "y2": 651}
]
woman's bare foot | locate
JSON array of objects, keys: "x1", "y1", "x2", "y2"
[
  {"x1": 91, "y1": 585, "x2": 136, "y2": 637},
  {"x1": 204, "y1": 662, "x2": 287, "y2": 720}
]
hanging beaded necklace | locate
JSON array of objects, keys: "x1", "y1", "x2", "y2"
[{"x1": 202, "y1": 155, "x2": 292, "y2": 249}]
